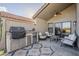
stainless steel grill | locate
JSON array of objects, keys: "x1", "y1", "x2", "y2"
[{"x1": 9, "y1": 27, "x2": 26, "y2": 39}]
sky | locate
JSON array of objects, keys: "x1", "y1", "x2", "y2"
[{"x1": 0, "y1": 3, "x2": 43, "y2": 19}]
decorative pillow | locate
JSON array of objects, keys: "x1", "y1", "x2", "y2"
[{"x1": 39, "y1": 32, "x2": 42, "y2": 36}]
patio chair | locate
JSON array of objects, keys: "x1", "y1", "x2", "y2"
[
  {"x1": 61, "y1": 33, "x2": 77, "y2": 47},
  {"x1": 38, "y1": 32, "x2": 47, "y2": 40},
  {"x1": 45, "y1": 32, "x2": 52, "y2": 37}
]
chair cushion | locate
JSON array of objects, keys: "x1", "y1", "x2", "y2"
[
  {"x1": 40, "y1": 36, "x2": 46, "y2": 38},
  {"x1": 64, "y1": 34, "x2": 76, "y2": 41},
  {"x1": 61, "y1": 38, "x2": 73, "y2": 46},
  {"x1": 39, "y1": 32, "x2": 42, "y2": 36},
  {"x1": 45, "y1": 32, "x2": 49, "y2": 35}
]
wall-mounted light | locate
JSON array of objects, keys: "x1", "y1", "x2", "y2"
[{"x1": 33, "y1": 20, "x2": 36, "y2": 25}]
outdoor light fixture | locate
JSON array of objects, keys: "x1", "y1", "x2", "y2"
[{"x1": 33, "y1": 20, "x2": 36, "y2": 25}]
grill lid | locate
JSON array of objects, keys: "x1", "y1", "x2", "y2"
[{"x1": 9, "y1": 27, "x2": 26, "y2": 39}]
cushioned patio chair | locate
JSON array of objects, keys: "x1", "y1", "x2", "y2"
[
  {"x1": 61, "y1": 33, "x2": 77, "y2": 47},
  {"x1": 38, "y1": 32, "x2": 47, "y2": 40},
  {"x1": 45, "y1": 32, "x2": 52, "y2": 37}
]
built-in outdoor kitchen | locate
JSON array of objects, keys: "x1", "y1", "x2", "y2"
[{"x1": 6, "y1": 27, "x2": 38, "y2": 52}]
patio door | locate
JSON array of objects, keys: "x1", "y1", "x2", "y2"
[
  {"x1": 55, "y1": 22, "x2": 62, "y2": 35},
  {"x1": 55, "y1": 21, "x2": 71, "y2": 37}
]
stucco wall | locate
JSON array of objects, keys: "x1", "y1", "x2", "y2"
[
  {"x1": 48, "y1": 4, "x2": 76, "y2": 23},
  {"x1": 5, "y1": 18, "x2": 34, "y2": 32},
  {"x1": 34, "y1": 18, "x2": 48, "y2": 33}
]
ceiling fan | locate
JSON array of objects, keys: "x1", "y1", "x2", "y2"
[{"x1": 54, "y1": 12, "x2": 62, "y2": 17}]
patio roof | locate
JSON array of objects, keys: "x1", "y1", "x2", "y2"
[
  {"x1": 0, "y1": 11, "x2": 33, "y2": 24},
  {"x1": 33, "y1": 3, "x2": 73, "y2": 21}
]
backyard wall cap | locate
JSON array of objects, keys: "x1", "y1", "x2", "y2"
[{"x1": 0, "y1": 11, "x2": 34, "y2": 24}]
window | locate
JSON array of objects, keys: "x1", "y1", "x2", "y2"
[
  {"x1": 48, "y1": 21, "x2": 71, "y2": 36},
  {"x1": 55, "y1": 23, "x2": 62, "y2": 28},
  {"x1": 54, "y1": 21, "x2": 71, "y2": 37},
  {"x1": 62, "y1": 22, "x2": 71, "y2": 33}
]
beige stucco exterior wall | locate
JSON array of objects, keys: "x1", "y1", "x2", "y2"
[
  {"x1": 34, "y1": 18, "x2": 48, "y2": 33},
  {"x1": 5, "y1": 18, "x2": 34, "y2": 32},
  {"x1": 48, "y1": 4, "x2": 76, "y2": 23}
]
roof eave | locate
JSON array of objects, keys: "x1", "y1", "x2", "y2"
[{"x1": 32, "y1": 3, "x2": 49, "y2": 19}]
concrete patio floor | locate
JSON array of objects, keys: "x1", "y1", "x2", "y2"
[{"x1": 6, "y1": 38, "x2": 79, "y2": 56}]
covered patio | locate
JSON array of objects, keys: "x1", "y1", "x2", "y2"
[{"x1": 1, "y1": 3, "x2": 79, "y2": 56}]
